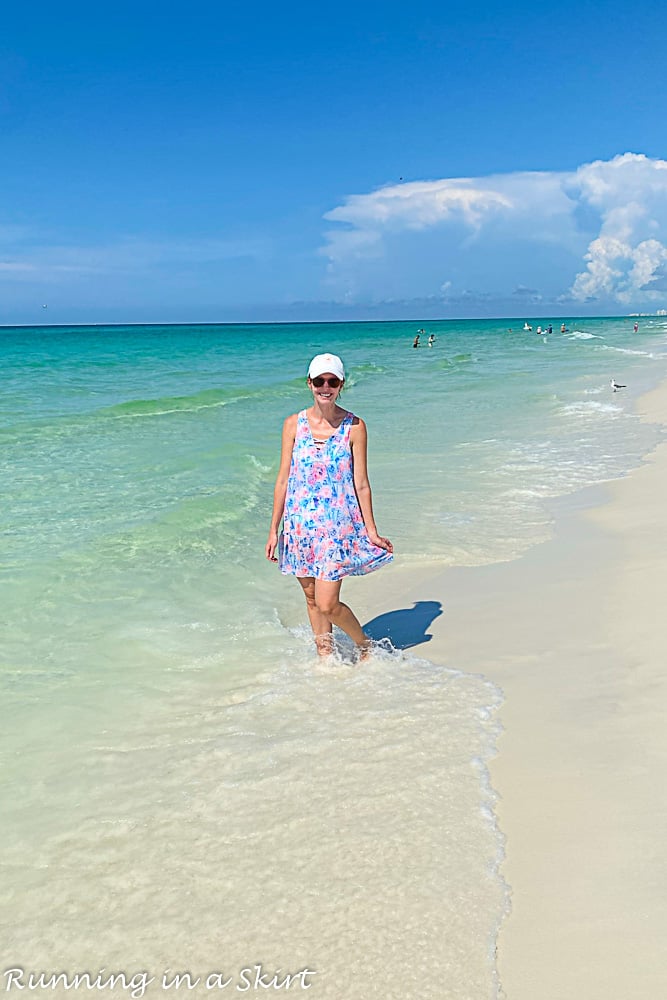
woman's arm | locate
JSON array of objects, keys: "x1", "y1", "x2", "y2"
[
  {"x1": 265, "y1": 414, "x2": 297, "y2": 562},
  {"x1": 351, "y1": 418, "x2": 393, "y2": 553}
]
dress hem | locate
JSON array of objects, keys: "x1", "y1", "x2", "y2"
[{"x1": 279, "y1": 552, "x2": 393, "y2": 583}]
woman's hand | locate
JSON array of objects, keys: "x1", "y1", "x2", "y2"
[
  {"x1": 368, "y1": 531, "x2": 393, "y2": 553},
  {"x1": 265, "y1": 530, "x2": 279, "y2": 562}
]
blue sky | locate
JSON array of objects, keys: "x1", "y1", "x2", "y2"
[{"x1": 2, "y1": 0, "x2": 667, "y2": 323}]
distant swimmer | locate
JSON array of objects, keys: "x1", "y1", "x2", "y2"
[
  {"x1": 610, "y1": 378, "x2": 627, "y2": 392},
  {"x1": 633, "y1": 322, "x2": 639, "y2": 333},
  {"x1": 428, "y1": 333, "x2": 435, "y2": 347},
  {"x1": 536, "y1": 325, "x2": 543, "y2": 335},
  {"x1": 561, "y1": 323, "x2": 568, "y2": 333},
  {"x1": 413, "y1": 333, "x2": 421, "y2": 348},
  {"x1": 547, "y1": 324, "x2": 553, "y2": 334}
]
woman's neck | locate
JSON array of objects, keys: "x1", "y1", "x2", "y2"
[{"x1": 310, "y1": 401, "x2": 344, "y2": 424}]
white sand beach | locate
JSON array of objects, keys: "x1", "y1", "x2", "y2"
[{"x1": 351, "y1": 379, "x2": 667, "y2": 998}]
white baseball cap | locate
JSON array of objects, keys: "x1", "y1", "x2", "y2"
[{"x1": 307, "y1": 353, "x2": 345, "y2": 381}]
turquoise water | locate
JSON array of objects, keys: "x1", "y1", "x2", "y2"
[{"x1": 2, "y1": 317, "x2": 667, "y2": 998}]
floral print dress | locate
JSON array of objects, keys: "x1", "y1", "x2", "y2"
[{"x1": 279, "y1": 409, "x2": 393, "y2": 582}]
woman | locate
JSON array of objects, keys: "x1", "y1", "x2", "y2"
[{"x1": 265, "y1": 352, "x2": 393, "y2": 658}]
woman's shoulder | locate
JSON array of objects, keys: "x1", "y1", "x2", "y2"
[
  {"x1": 282, "y1": 412, "x2": 301, "y2": 434},
  {"x1": 348, "y1": 413, "x2": 367, "y2": 438}
]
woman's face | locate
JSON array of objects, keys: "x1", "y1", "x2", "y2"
[{"x1": 308, "y1": 373, "x2": 343, "y2": 404}]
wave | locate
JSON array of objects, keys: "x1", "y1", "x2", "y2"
[
  {"x1": 99, "y1": 386, "x2": 251, "y2": 419},
  {"x1": 429, "y1": 353, "x2": 474, "y2": 371},
  {"x1": 600, "y1": 345, "x2": 656, "y2": 358},
  {"x1": 1, "y1": 379, "x2": 296, "y2": 445},
  {"x1": 560, "y1": 400, "x2": 624, "y2": 416},
  {"x1": 349, "y1": 362, "x2": 389, "y2": 375},
  {"x1": 566, "y1": 331, "x2": 600, "y2": 340}
]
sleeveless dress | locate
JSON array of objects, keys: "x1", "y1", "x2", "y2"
[{"x1": 279, "y1": 409, "x2": 393, "y2": 582}]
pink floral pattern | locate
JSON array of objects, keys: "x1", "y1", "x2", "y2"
[{"x1": 279, "y1": 410, "x2": 393, "y2": 582}]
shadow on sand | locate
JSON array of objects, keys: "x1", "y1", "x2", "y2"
[{"x1": 364, "y1": 600, "x2": 443, "y2": 650}]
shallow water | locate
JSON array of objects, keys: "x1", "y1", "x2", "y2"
[{"x1": 3, "y1": 637, "x2": 505, "y2": 999}]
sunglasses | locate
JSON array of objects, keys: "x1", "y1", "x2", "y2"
[{"x1": 311, "y1": 376, "x2": 342, "y2": 388}]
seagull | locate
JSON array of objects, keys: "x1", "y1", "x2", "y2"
[{"x1": 610, "y1": 378, "x2": 627, "y2": 392}]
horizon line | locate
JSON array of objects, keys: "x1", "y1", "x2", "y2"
[{"x1": 0, "y1": 312, "x2": 647, "y2": 332}]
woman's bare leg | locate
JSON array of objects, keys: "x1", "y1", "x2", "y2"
[
  {"x1": 297, "y1": 577, "x2": 334, "y2": 655},
  {"x1": 314, "y1": 579, "x2": 371, "y2": 657}
]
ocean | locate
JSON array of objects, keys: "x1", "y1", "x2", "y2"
[{"x1": 2, "y1": 316, "x2": 666, "y2": 998}]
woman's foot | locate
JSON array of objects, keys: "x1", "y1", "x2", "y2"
[
  {"x1": 356, "y1": 639, "x2": 373, "y2": 662},
  {"x1": 314, "y1": 633, "x2": 335, "y2": 657}
]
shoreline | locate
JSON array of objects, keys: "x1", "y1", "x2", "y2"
[{"x1": 353, "y1": 377, "x2": 667, "y2": 998}]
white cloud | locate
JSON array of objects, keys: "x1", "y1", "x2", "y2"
[
  {"x1": 323, "y1": 180, "x2": 513, "y2": 261},
  {"x1": 629, "y1": 239, "x2": 667, "y2": 292},
  {"x1": 567, "y1": 154, "x2": 667, "y2": 302},
  {"x1": 322, "y1": 172, "x2": 574, "y2": 265},
  {"x1": 321, "y1": 153, "x2": 667, "y2": 309},
  {"x1": 571, "y1": 235, "x2": 667, "y2": 303}
]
